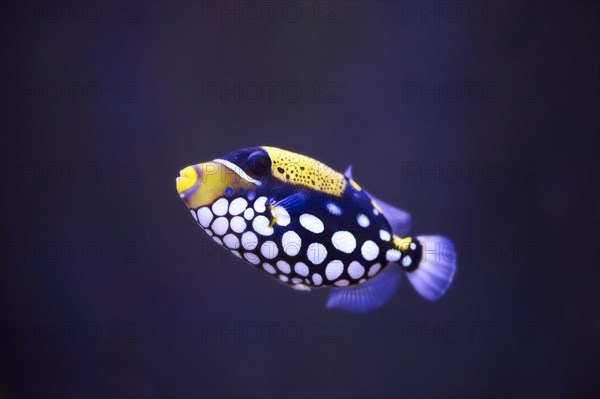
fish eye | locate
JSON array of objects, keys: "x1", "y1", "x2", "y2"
[{"x1": 247, "y1": 151, "x2": 271, "y2": 176}]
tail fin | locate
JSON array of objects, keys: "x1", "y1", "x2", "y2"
[{"x1": 404, "y1": 235, "x2": 456, "y2": 301}]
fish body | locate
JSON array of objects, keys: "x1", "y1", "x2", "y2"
[{"x1": 176, "y1": 146, "x2": 456, "y2": 312}]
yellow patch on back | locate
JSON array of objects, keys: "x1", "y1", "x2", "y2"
[
  {"x1": 393, "y1": 235, "x2": 412, "y2": 252},
  {"x1": 262, "y1": 146, "x2": 346, "y2": 196}
]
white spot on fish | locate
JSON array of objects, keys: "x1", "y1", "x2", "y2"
[
  {"x1": 331, "y1": 231, "x2": 356, "y2": 254},
  {"x1": 197, "y1": 207, "x2": 213, "y2": 228},
  {"x1": 294, "y1": 283, "x2": 311, "y2": 291},
  {"x1": 229, "y1": 197, "x2": 248, "y2": 216},
  {"x1": 252, "y1": 215, "x2": 273, "y2": 236},
  {"x1": 276, "y1": 260, "x2": 291, "y2": 274},
  {"x1": 402, "y1": 256, "x2": 412, "y2": 267},
  {"x1": 282, "y1": 231, "x2": 301, "y2": 256},
  {"x1": 368, "y1": 263, "x2": 381, "y2": 277},
  {"x1": 307, "y1": 242, "x2": 327, "y2": 265},
  {"x1": 262, "y1": 263, "x2": 276, "y2": 274},
  {"x1": 312, "y1": 273, "x2": 323, "y2": 286},
  {"x1": 379, "y1": 230, "x2": 391, "y2": 242},
  {"x1": 230, "y1": 216, "x2": 246, "y2": 233},
  {"x1": 254, "y1": 196, "x2": 267, "y2": 213},
  {"x1": 325, "y1": 259, "x2": 344, "y2": 281},
  {"x1": 356, "y1": 214, "x2": 370, "y2": 227},
  {"x1": 335, "y1": 279, "x2": 350, "y2": 287},
  {"x1": 223, "y1": 234, "x2": 239, "y2": 249},
  {"x1": 361, "y1": 240, "x2": 379, "y2": 261},
  {"x1": 244, "y1": 252, "x2": 260, "y2": 265},
  {"x1": 294, "y1": 262, "x2": 309, "y2": 277},
  {"x1": 212, "y1": 198, "x2": 229, "y2": 216},
  {"x1": 263, "y1": 263, "x2": 277, "y2": 274},
  {"x1": 211, "y1": 217, "x2": 229, "y2": 236},
  {"x1": 386, "y1": 249, "x2": 401, "y2": 262},
  {"x1": 299, "y1": 213, "x2": 324, "y2": 234},
  {"x1": 347, "y1": 261, "x2": 365, "y2": 279},
  {"x1": 260, "y1": 241, "x2": 278, "y2": 259},
  {"x1": 241, "y1": 231, "x2": 258, "y2": 250},
  {"x1": 274, "y1": 206, "x2": 290, "y2": 226},
  {"x1": 243, "y1": 208, "x2": 254, "y2": 221},
  {"x1": 326, "y1": 202, "x2": 342, "y2": 215}
]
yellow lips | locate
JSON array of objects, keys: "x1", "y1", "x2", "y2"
[{"x1": 176, "y1": 165, "x2": 198, "y2": 194}]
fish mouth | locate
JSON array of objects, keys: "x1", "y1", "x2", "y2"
[{"x1": 176, "y1": 165, "x2": 201, "y2": 197}]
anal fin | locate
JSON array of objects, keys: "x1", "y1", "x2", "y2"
[{"x1": 326, "y1": 265, "x2": 401, "y2": 313}]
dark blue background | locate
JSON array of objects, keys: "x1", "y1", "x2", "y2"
[{"x1": 1, "y1": 1, "x2": 598, "y2": 398}]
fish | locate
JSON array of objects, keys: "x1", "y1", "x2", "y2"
[{"x1": 176, "y1": 146, "x2": 456, "y2": 312}]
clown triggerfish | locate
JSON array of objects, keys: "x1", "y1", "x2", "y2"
[{"x1": 176, "y1": 146, "x2": 456, "y2": 312}]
